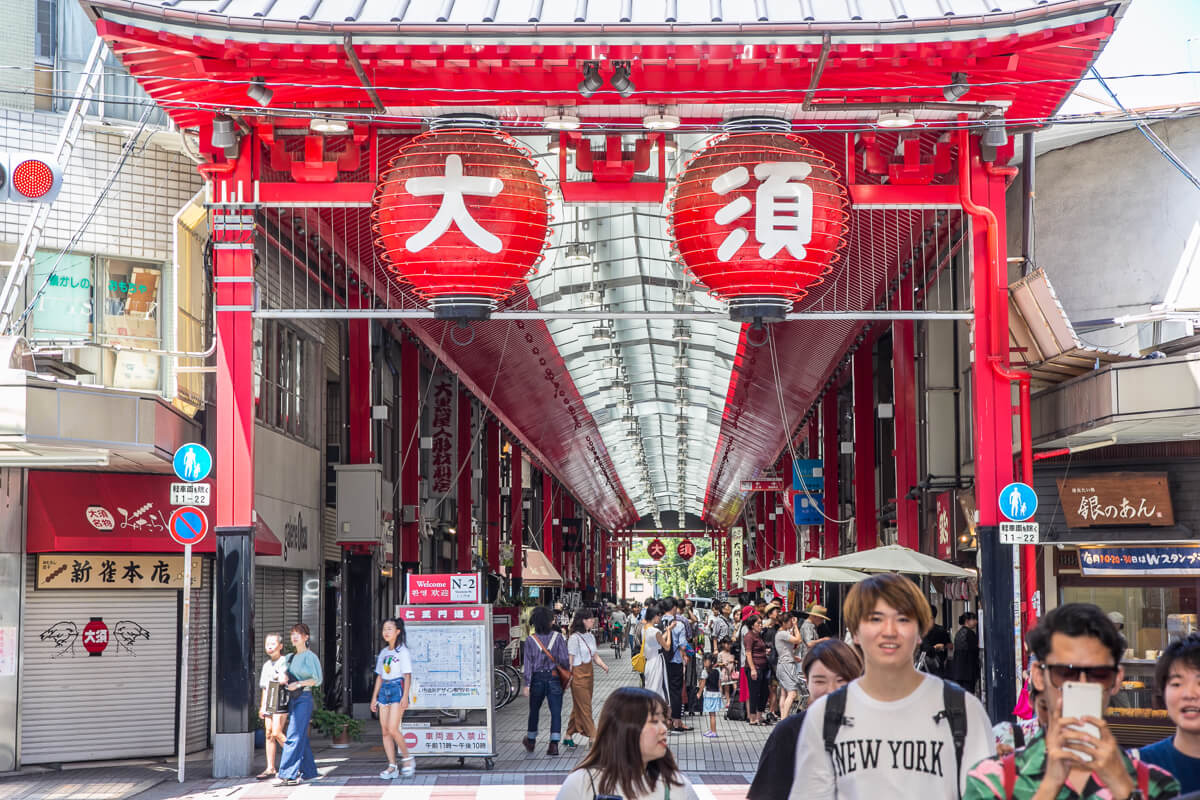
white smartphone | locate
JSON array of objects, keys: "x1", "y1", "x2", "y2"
[{"x1": 1060, "y1": 681, "x2": 1103, "y2": 762}]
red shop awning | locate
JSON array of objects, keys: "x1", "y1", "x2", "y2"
[{"x1": 27, "y1": 471, "x2": 282, "y2": 556}]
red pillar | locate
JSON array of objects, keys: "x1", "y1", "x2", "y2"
[
  {"x1": 400, "y1": 337, "x2": 420, "y2": 565},
  {"x1": 553, "y1": 491, "x2": 564, "y2": 578},
  {"x1": 853, "y1": 343, "x2": 878, "y2": 552},
  {"x1": 542, "y1": 473, "x2": 554, "y2": 565},
  {"x1": 347, "y1": 321, "x2": 371, "y2": 464},
  {"x1": 822, "y1": 391, "x2": 840, "y2": 559},
  {"x1": 456, "y1": 388, "x2": 473, "y2": 572},
  {"x1": 213, "y1": 211, "x2": 255, "y2": 531},
  {"x1": 894, "y1": 270, "x2": 920, "y2": 550},
  {"x1": 485, "y1": 419, "x2": 501, "y2": 574},
  {"x1": 510, "y1": 441, "x2": 523, "y2": 584}
]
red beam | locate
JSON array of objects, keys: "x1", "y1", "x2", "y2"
[{"x1": 893, "y1": 277, "x2": 919, "y2": 550}]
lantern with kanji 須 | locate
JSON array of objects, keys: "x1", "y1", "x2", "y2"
[
  {"x1": 667, "y1": 120, "x2": 850, "y2": 323},
  {"x1": 372, "y1": 122, "x2": 552, "y2": 320}
]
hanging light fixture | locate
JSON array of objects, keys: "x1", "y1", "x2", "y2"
[
  {"x1": 672, "y1": 322, "x2": 691, "y2": 341},
  {"x1": 943, "y1": 72, "x2": 970, "y2": 102},
  {"x1": 310, "y1": 117, "x2": 349, "y2": 134},
  {"x1": 577, "y1": 61, "x2": 603, "y2": 97},
  {"x1": 210, "y1": 115, "x2": 238, "y2": 150},
  {"x1": 247, "y1": 77, "x2": 273, "y2": 106},
  {"x1": 545, "y1": 108, "x2": 582, "y2": 131},
  {"x1": 876, "y1": 109, "x2": 916, "y2": 128},
  {"x1": 564, "y1": 241, "x2": 591, "y2": 265},
  {"x1": 592, "y1": 321, "x2": 614, "y2": 341},
  {"x1": 983, "y1": 116, "x2": 1008, "y2": 148},
  {"x1": 643, "y1": 106, "x2": 681, "y2": 131},
  {"x1": 609, "y1": 61, "x2": 635, "y2": 98}
]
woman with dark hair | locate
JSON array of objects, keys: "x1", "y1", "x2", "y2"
[
  {"x1": 747, "y1": 639, "x2": 864, "y2": 800},
  {"x1": 522, "y1": 605, "x2": 571, "y2": 755},
  {"x1": 555, "y1": 687, "x2": 699, "y2": 800},
  {"x1": 275, "y1": 623, "x2": 322, "y2": 786},
  {"x1": 952, "y1": 611, "x2": 981, "y2": 694},
  {"x1": 369, "y1": 618, "x2": 413, "y2": 779},
  {"x1": 563, "y1": 607, "x2": 610, "y2": 748},
  {"x1": 641, "y1": 603, "x2": 671, "y2": 702},
  {"x1": 743, "y1": 616, "x2": 770, "y2": 725}
]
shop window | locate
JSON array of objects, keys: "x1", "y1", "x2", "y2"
[
  {"x1": 28, "y1": 250, "x2": 93, "y2": 339},
  {"x1": 254, "y1": 319, "x2": 311, "y2": 443},
  {"x1": 100, "y1": 258, "x2": 162, "y2": 390},
  {"x1": 630, "y1": 582, "x2": 644, "y2": 593}
]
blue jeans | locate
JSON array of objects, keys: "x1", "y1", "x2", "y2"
[
  {"x1": 526, "y1": 671, "x2": 563, "y2": 742},
  {"x1": 278, "y1": 691, "x2": 318, "y2": 780}
]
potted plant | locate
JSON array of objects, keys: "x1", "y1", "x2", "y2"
[{"x1": 312, "y1": 706, "x2": 362, "y2": 748}]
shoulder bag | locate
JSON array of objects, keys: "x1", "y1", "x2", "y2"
[
  {"x1": 631, "y1": 624, "x2": 648, "y2": 673},
  {"x1": 532, "y1": 632, "x2": 572, "y2": 691}
]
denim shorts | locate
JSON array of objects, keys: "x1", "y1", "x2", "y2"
[{"x1": 378, "y1": 678, "x2": 406, "y2": 706}]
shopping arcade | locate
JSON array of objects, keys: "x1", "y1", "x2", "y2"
[{"x1": 74, "y1": 0, "x2": 1127, "y2": 774}]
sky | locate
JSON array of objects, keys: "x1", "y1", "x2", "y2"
[{"x1": 1060, "y1": 0, "x2": 1200, "y2": 115}]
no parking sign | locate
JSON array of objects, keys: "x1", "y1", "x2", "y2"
[{"x1": 168, "y1": 506, "x2": 209, "y2": 547}]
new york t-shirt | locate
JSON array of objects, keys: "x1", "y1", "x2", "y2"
[
  {"x1": 789, "y1": 674, "x2": 994, "y2": 800},
  {"x1": 375, "y1": 645, "x2": 413, "y2": 681}
]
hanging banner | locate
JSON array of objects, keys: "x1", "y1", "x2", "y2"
[
  {"x1": 731, "y1": 526, "x2": 744, "y2": 587},
  {"x1": 36, "y1": 553, "x2": 202, "y2": 590},
  {"x1": 430, "y1": 372, "x2": 457, "y2": 497},
  {"x1": 1079, "y1": 545, "x2": 1200, "y2": 576},
  {"x1": 935, "y1": 492, "x2": 954, "y2": 560}
]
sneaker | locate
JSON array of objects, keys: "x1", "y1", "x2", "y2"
[
  {"x1": 703, "y1": 731, "x2": 718, "y2": 738},
  {"x1": 379, "y1": 764, "x2": 399, "y2": 780}
]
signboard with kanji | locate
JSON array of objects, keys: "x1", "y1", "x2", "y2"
[
  {"x1": 405, "y1": 573, "x2": 480, "y2": 604},
  {"x1": 1057, "y1": 473, "x2": 1174, "y2": 528},
  {"x1": 677, "y1": 539, "x2": 696, "y2": 560},
  {"x1": 647, "y1": 538, "x2": 667, "y2": 560},
  {"x1": 36, "y1": 553, "x2": 202, "y2": 589},
  {"x1": 1078, "y1": 545, "x2": 1200, "y2": 576},
  {"x1": 741, "y1": 479, "x2": 785, "y2": 492}
]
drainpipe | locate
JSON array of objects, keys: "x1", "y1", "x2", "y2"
[{"x1": 957, "y1": 128, "x2": 1039, "y2": 639}]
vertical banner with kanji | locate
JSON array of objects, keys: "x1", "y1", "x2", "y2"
[
  {"x1": 935, "y1": 492, "x2": 955, "y2": 560},
  {"x1": 430, "y1": 371, "x2": 457, "y2": 498}
]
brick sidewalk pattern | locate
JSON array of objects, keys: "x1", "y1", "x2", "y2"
[{"x1": 0, "y1": 638, "x2": 778, "y2": 799}]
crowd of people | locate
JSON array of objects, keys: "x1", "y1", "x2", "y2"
[{"x1": 547, "y1": 575, "x2": 1200, "y2": 800}]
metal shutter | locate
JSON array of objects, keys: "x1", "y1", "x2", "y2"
[
  {"x1": 253, "y1": 567, "x2": 302, "y2": 678},
  {"x1": 186, "y1": 558, "x2": 212, "y2": 752},
  {"x1": 20, "y1": 561, "x2": 179, "y2": 764}
]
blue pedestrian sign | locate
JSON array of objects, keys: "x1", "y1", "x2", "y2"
[
  {"x1": 173, "y1": 443, "x2": 212, "y2": 483},
  {"x1": 1000, "y1": 482, "x2": 1038, "y2": 522}
]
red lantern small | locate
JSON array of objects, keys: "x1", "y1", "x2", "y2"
[
  {"x1": 647, "y1": 538, "x2": 667, "y2": 561},
  {"x1": 677, "y1": 538, "x2": 696, "y2": 560},
  {"x1": 372, "y1": 122, "x2": 551, "y2": 320},
  {"x1": 667, "y1": 121, "x2": 850, "y2": 323}
]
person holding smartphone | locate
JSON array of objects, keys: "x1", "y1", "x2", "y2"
[{"x1": 963, "y1": 603, "x2": 1180, "y2": 800}]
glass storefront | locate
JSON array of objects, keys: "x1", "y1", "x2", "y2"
[{"x1": 1061, "y1": 581, "x2": 1200, "y2": 723}]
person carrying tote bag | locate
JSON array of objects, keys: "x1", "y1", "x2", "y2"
[{"x1": 563, "y1": 608, "x2": 611, "y2": 748}]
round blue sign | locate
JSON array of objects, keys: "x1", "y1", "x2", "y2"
[
  {"x1": 173, "y1": 443, "x2": 212, "y2": 483},
  {"x1": 169, "y1": 506, "x2": 209, "y2": 546},
  {"x1": 999, "y1": 482, "x2": 1038, "y2": 522}
]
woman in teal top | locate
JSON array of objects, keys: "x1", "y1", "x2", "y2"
[{"x1": 276, "y1": 623, "x2": 322, "y2": 786}]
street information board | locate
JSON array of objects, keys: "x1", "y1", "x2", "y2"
[
  {"x1": 395, "y1": 602, "x2": 495, "y2": 766},
  {"x1": 999, "y1": 522, "x2": 1040, "y2": 545}
]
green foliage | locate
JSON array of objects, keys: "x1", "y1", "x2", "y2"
[
  {"x1": 625, "y1": 538, "x2": 717, "y2": 598},
  {"x1": 312, "y1": 706, "x2": 363, "y2": 740}
]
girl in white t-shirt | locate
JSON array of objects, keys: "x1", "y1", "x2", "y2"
[{"x1": 370, "y1": 618, "x2": 414, "y2": 780}]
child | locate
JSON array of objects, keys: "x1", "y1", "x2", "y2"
[
  {"x1": 702, "y1": 653, "x2": 722, "y2": 738},
  {"x1": 717, "y1": 640, "x2": 736, "y2": 705},
  {"x1": 369, "y1": 618, "x2": 414, "y2": 779}
]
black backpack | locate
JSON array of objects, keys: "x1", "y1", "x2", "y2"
[
  {"x1": 822, "y1": 680, "x2": 969, "y2": 799},
  {"x1": 765, "y1": 631, "x2": 779, "y2": 669}
]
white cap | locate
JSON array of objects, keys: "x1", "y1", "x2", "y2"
[{"x1": 1108, "y1": 611, "x2": 1125, "y2": 626}]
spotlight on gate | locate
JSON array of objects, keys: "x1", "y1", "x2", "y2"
[
  {"x1": 942, "y1": 72, "x2": 970, "y2": 102},
  {"x1": 982, "y1": 116, "x2": 1008, "y2": 148},
  {"x1": 609, "y1": 61, "x2": 635, "y2": 98},
  {"x1": 877, "y1": 109, "x2": 916, "y2": 128},
  {"x1": 578, "y1": 61, "x2": 603, "y2": 98},
  {"x1": 247, "y1": 77, "x2": 273, "y2": 107},
  {"x1": 210, "y1": 115, "x2": 238, "y2": 150}
]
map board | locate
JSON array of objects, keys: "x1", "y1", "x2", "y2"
[{"x1": 395, "y1": 603, "x2": 495, "y2": 762}]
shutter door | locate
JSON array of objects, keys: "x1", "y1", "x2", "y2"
[
  {"x1": 20, "y1": 560, "x2": 179, "y2": 764},
  {"x1": 254, "y1": 566, "x2": 285, "y2": 680},
  {"x1": 186, "y1": 558, "x2": 212, "y2": 752}
]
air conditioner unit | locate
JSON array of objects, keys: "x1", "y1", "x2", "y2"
[{"x1": 335, "y1": 464, "x2": 382, "y2": 545}]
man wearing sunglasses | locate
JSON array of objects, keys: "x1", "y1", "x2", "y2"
[{"x1": 964, "y1": 603, "x2": 1179, "y2": 800}]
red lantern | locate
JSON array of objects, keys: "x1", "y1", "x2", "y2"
[
  {"x1": 647, "y1": 538, "x2": 667, "y2": 561},
  {"x1": 372, "y1": 123, "x2": 551, "y2": 320},
  {"x1": 667, "y1": 123, "x2": 850, "y2": 323},
  {"x1": 82, "y1": 617, "x2": 109, "y2": 656},
  {"x1": 677, "y1": 538, "x2": 696, "y2": 560}
]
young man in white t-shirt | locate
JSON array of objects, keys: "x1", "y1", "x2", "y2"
[{"x1": 789, "y1": 573, "x2": 994, "y2": 800}]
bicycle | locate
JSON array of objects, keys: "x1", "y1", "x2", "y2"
[
  {"x1": 493, "y1": 667, "x2": 514, "y2": 709},
  {"x1": 611, "y1": 626, "x2": 625, "y2": 659}
]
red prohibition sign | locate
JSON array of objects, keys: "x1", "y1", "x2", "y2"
[
  {"x1": 647, "y1": 538, "x2": 667, "y2": 561},
  {"x1": 169, "y1": 505, "x2": 209, "y2": 547},
  {"x1": 677, "y1": 539, "x2": 696, "y2": 560}
]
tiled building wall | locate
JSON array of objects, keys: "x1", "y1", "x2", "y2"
[
  {"x1": 0, "y1": 110, "x2": 202, "y2": 262},
  {"x1": 0, "y1": 0, "x2": 35, "y2": 113}
]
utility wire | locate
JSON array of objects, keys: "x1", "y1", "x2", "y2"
[{"x1": 1089, "y1": 68, "x2": 1200, "y2": 191}]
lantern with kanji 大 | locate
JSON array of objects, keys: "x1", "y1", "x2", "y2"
[
  {"x1": 372, "y1": 121, "x2": 552, "y2": 320},
  {"x1": 667, "y1": 120, "x2": 850, "y2": 324}
]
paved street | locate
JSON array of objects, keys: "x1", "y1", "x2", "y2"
[{"x1": 0, "y1": 645, "x2": 775, "y2": 799}]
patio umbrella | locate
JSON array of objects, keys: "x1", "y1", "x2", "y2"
[
  {"x1": 744, "y1": 562, "x2": 870, "y2": 583},
  {"x1": 807, "y1": 544, "x2": 975, "y2": 578}
]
